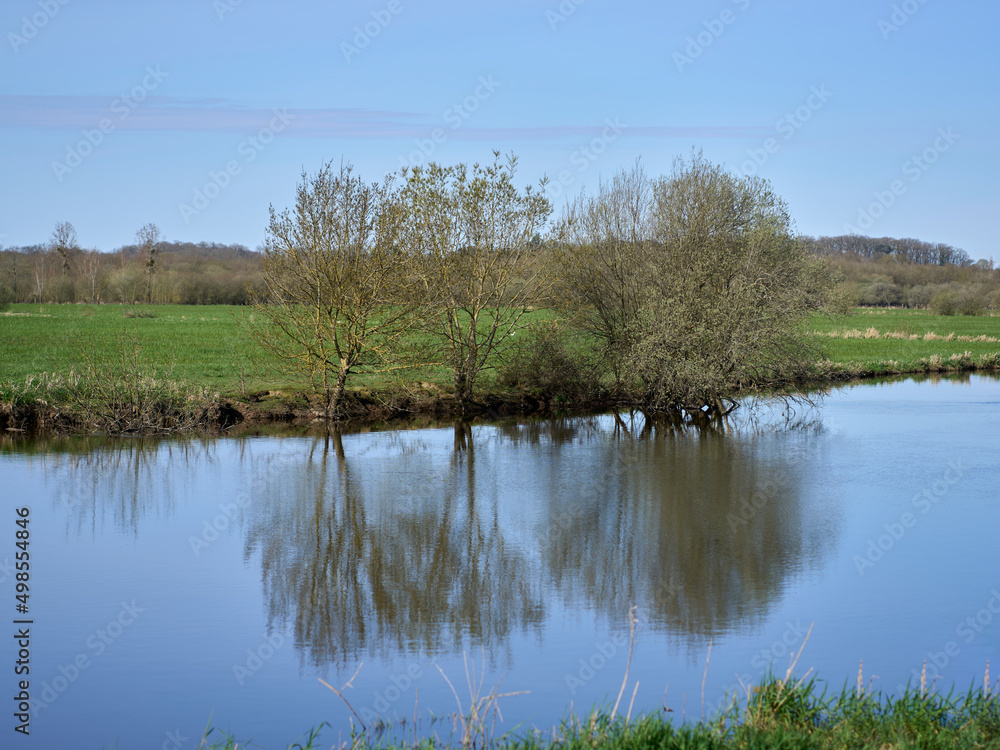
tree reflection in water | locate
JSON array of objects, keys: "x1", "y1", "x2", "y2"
[
  {"x1": 244, "y1": 410, "x2": 835, "y2": 667},
  {"x1": 25, "y1": 406, "x2": 837, "y2": 670},
  {"x1": 524, "y1": 412, "x2": 835, "y2": 647},
  {"x1": 243, "y1": 425, "x2": 546, "y2": 668},
  {"x1": 20, "y1": 435, "x2": 215, "y2": 536}
]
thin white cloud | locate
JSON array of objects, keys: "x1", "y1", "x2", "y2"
[{"x1": 0, "y1": 95, "x2": 769, "y2": 139}]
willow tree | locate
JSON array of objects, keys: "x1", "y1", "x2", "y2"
[
  {"x1": 559, "y1": 152, "x2": 824, "y2": 414},
  {"x1": 553, "y1": 161, "x2": 652, "y2": 381},
  {"x1": 399, "y1": 152, "x2": 552, "y2": 407},
  {"x1": 637, "y1": 153, "x2": 824, "y2": 411},
  {"x1": 251, "y1": 162, "x2": 412, "y2": 418}
]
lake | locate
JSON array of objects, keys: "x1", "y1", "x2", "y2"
[{"x1": 2, "y1": 374, "x2": 999, "y2": 748}]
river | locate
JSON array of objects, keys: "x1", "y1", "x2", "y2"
[{"x1": 1, "y1": 374, "x2": 998, "y2": 748}]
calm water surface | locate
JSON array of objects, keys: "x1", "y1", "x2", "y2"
[{"x1": 1, "y1": 375, "x2": 998, "y2": 748}]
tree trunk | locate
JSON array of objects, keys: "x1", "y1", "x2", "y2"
[{"x1": 326, "y1": 369, "x2": 349, "y2": 420}]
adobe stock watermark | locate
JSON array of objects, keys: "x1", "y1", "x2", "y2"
[
  {"x1": 546, "y1": 0, "x2": 587, "y2": 30},
  {"x1": 726, "y1": 474, "x2": 789, "y2": 531},
  {"x1": 28, "y1": 600, "x2": 144, "y2": 718},
  {"x1": 878, "y1": 0, "x2": 930, "y2": 40},
  {"x1": 740, "y1": 86, "x2": 833, "y2": 176},
  {"x1": 673, "y1": 0, "x2": 752, "y2": 73},
  {"x1": 8, "y1": 0, "x2": 72, "y2": 53},
  {"x1": 178, "y1": 108, "x2": 295, "y2": 223},
  {"x1": 358, "y1": 662, "x2": 424, "y2": 724},
  {"x1": 188, "y1": 493, "x2": 252, "y2": 555},
  {"x1": 563, "y1": 631, "x2": 630, "y2": 696},
  {"x1": 341, "y1": 0, "x2": 404, "y2": 63},
  {"x1": 51, "y1": 65, "x2": 169, "y2": 183},
  {"x1": 0, "y1": 556, "x2": 13, "y2": 585},
  {"x1": 895, "y1": 587, "x2": 1000, "y2": 693},
  {"x1": 843, "y1": 127, "x2": 959, "y2": 235},
  {"x1": 53, "y1": 467, "x2": 96, "y2": 514},
  {"x1": 704, "y1": 619, "x2": 811, "y2": 717},
  {"x1": 213, "y1": 0, "x2": 243, "y2": 21},
  {"x1": 159, "y1": 729, "x2": 189, "y2": 750},
  {"x1": 545, "y1": 117, "x2": 628, "y2": 200},
  {"x1": 749, "y1": 620, "x2": 811, "y2": 671},
  {"x1": 233, "y1": 631, "x2": 285, "y2": 685},
  {"x1": 397, "y1": 75, "x2": 501, "y2": 170},
  {"x1": 853, "y1": 460, "x2": 964, "y2": 575}
]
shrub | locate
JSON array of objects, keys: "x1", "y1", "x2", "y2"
[
  {"x1": 956, "y1": 289, "x2": 987, "y2": 316},
  {"x1": 824, "y1": 282, "x2": 860, "y2": 315},
  {"x1": 497, "y1": 323, "x2": 593, "y2": 399},
  {"x1": 905, "y1": 284, "x2": 933, "y2": 309},
  {"x1": 930, "y1": 290, "x2": 959, "y2": 316},
  {"x1": 860, "y1": 280, "x2": 903, "y2": 307},
  {"x1": 988, "y1": 289, "x2": 1000, "y2": 312}
]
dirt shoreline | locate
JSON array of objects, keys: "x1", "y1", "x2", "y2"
[{"x1": 2, "y1": 362, "x2": 997, "y2": 438}]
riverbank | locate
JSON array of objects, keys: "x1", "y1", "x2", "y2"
[
  {"x1": 2, "y1": 304, "x2": 999, "y2": 436},
  {"x1": 194, "y1": 671, "x2": 1000, "y2": 749}
]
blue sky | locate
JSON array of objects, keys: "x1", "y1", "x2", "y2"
[{"x1": 2, "y1": 0, "x2": 997, "y2": 260}]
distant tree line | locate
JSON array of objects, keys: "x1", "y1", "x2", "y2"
[
  {"x1": 801, "y1": 235, "x2": 999, "y2": 314},
  {"x1": 802, "y1": 234, "x2": 976, "y2": 267},
  {"x1": 0, "y1": 224, "x2": 262, "y2": 306}
]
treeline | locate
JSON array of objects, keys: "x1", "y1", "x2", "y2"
[
  {"x1": 801, "y1": 234, "x2": 980, "y2": 267},
  {"x1": 0, "y1": 240, "x2": 263, "y2": 306},
  {"x1": 801, "y1": 235, "x2": 999, "y2": 313},
  {"x1": 3, "y1": 223, "x2": 995, "y2": 318}
]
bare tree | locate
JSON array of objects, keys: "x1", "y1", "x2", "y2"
[
  {"x1": 135, "y1": 223, "x2": 162, "y2": 304},
  {"x1": 50, "y1": 221, "x2": 79, "y2": 276},
  {"x1": 32, "y1": 252, "x2": 49, "y2": 303},
  {"x1": 251, "y1": 161, "x2": 415, "y2": 418},
  {"x1": 79, "y1": 250, "x2": 104, "y2": 304},
  {"x1": 554, "y1": 160, "x2": 652, "y2": 382},
  {"x1": 399, "y1": 151, "x2": 552, "y2": 407}
]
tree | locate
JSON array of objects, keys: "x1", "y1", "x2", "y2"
[
  {"x1": 31, "y1": 252, "x2": 49, "y2": 303},
  {"x1": 135, "y1": 223, "x2": 162, "y2": 303},
  {"x1": 399, "y1": 152, "x2": 552, "y2": 407},
  {"x1": 79, "y1": 250, "x2": 104, "y2": 304},
  {"x1": 251, "y1": 161, "x2": 414, "y2": 418},
  {"x1": 554, "y1": 160, "x2": 652, "y2": 381},
  {"x1": 50, "y1": 221, "x2": 78, "y2": 276},
  {"x1": 559, "y1": 152, "x2": 822, "y2": 415}
]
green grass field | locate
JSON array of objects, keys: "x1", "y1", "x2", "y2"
[
  {"x1": 2, "y1": 304, "x2": 999, "y2": 400},
  {"x1": 0, "y1": 304, "x2": 288, "y2": 396},
  {"x1": 807, "y1": 308, "x2": 1000, "y2": 374}
]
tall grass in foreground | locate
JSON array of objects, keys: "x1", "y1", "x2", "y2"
[{"x1": 194, "y1": 665, "x2": 1000, "y2": 749}]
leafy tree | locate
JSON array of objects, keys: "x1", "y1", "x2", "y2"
[
  {"x1": 399, "y1": 151, "x2": 552, "y2": 407},
  {"x1": 251, "y1": 161, "x2": 413, "y2": 417}
]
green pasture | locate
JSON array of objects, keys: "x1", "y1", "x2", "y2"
[
  {"x1": 807, "y1": 309, "x2": 1000, "y2": 372},
  {"x1": 2, "y1": 305, "x2": 999, "y2": 400}
]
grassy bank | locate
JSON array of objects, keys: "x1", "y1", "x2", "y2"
[
  {"x1": 2, "y1": 304, "x2": 999, "y2": 433},
  {"x1": 191, "y1": 672, "x2": 1000, "y2": 749},
  {"x1": 808, "y1": 308, "x2": 1000, "y2": 376}
]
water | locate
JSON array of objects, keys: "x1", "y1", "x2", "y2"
[{"x1": 1, "y1": 374, "x2": 998, "y2": 748}]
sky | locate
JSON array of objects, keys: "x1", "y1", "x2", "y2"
[{"x1": 1, "y1": 0, "x2": 998, "y2": 260}]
